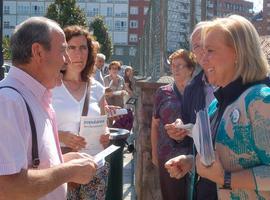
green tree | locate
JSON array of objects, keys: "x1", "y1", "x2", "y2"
[
  {"x1": 90, "y1": 16, "x2": 113, "y2": 61},
  {"x1": 45, "y1": 0, "x2": 87, "y2": 28},
  {"x1": 2, "y1": 36, "x2": 11, "y2": 60}
]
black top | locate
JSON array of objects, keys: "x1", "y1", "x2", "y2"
[{"x1": 181, "y1": 70, "x2": 206, "y2": 124}]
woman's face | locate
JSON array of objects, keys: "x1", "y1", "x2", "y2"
[
  {"x1": 125, "y1": 69, "x2": 133, "y2": 77},
  {"x1": 67, "y1": 35, "x2": 88, "y2": 74},
  {"x1": 202, "y1": 28, "x2": 237, "y2": 87},
  {"x1": 171, "y1": 57, "x2": 193, "y2": 82},
  {"x1": 109, "y1": 64, "x2": 119, "y2": 77}
]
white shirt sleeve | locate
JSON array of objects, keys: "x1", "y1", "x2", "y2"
[{"x1": 91, "y1": 79, "x2": 105, "y2": 102}]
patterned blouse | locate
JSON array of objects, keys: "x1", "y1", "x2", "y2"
[
  {"x1": 153, "y1": 83, "x2": 193, "y2": 162},
  {"x1": 209, "y1": 83, "x2": 270, "y2": 200}
]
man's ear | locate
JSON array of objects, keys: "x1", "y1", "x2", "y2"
[{"x1": 31, "y1": 43, "x2": 45, "y2": 64}]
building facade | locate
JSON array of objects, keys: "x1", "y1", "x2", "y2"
[
  {"x1": 112, "y1": 0, "x2": 150, "y2": 65},
  {"x1": 3, "y1": 0, "x2": 129, "y2": 46},
  {"x1": 252, "y1": 0, "x2": 270, "y2": 36},
  {"x1": 128, "y1": 0, "x2": 149, "y2": 46},
  {"x1": 206, "y1": 0, "x2": 253, "y2": 19}
]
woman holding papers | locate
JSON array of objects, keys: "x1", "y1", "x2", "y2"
[
  {"x1": 52, "y1": 25, "x2": 109, "y2": 200},
  {"x1": 151, "y1": 49, "x2": 196, "y2": 200},
  {"x1": 166, "y1": 15, "x2": 270, "y2": 200}
]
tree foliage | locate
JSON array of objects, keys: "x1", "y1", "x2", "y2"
[
  {"x1": 2, "y1": 36, "x2": 11, "y2": 60},
  {"x1": 45, "y1": 0, "x2": 87, "y2": 28},
  {"x1": 90, "y1": 16, "x2": 113, "y2": 61}
]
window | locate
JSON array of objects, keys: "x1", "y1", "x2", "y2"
[
  {"x1": 129, "y1": 34, "x2": 138, "y2": 42},
  {"x1": 4, "y1": 21, "x2": 10, "y2": 29},
  {"x1": 129, "y1": 47, "x2": 137, "y2": 56},
  {"x1": 130, "y1": 6, "x2": 138, "y2": 15},
  {"x1": 115, "y1": 20, "x2": 127, "y2": 31},
  {"x1": 4, "y1": 6, "x2": 10, "y2": 14},
  {"x1": 88, "y1": 7, "x2": 99, "y2": 16},
  {"x1": 18, "y1": 5, "x2": 30, "y2": 14},
  {"x1": 144, "y1": 7, "x2": 149, "y2": 15},
  {"x1": 31, "y1": 5, "x2": 44, "y2": 15},
  {"x1": 130, "y1": 20, "x2": 138, "y2": 28},
  {"x1": 115, "y1": 47, "x2": 124, "y2": 55},
  {"x1": 107, "y1": 7, "x2": 113, "y2": 17}
]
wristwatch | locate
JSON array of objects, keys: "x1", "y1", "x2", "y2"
[{"x1": 222, "y1": 171, "x2": 232, "y2": 190}]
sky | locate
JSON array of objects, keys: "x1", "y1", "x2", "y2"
[{"x1": 246, "y1": 0, "x2": 263, "y2": 12}]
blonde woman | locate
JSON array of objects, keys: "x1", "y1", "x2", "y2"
[{"x1": 166, "y1": 15, "x2": 270, "y2": 200}]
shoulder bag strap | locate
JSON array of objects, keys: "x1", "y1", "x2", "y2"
[
  {"x1": 0, "y1": 86, "x2": 40, "y2": 168},
  {"x1": 81, "y1": 80, "x2": 91, "y2": 116}
]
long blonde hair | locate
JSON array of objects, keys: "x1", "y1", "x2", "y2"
[{"x1": 202, "y1": 15, "x2": 269, "y2": 84}]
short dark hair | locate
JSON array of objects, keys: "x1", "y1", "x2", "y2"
[
  {"x1": 64, "y1": 25, "x2": 97, "y2": 82},
  {"x1": 10, "y1": 17, "x2": 60, "y2": 65}
]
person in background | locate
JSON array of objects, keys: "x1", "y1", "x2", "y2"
[
  {"x1": 123, "y1": 66, "x2": 135, "y2": 105},
  {"x1": 164, "y1": 21, "x2": 218, "y2": 200},
  {"x1": 94, "y1": 53, "x2": 106, "y2": 86},
  {"x1": 166, "y1": 15, "x2": 270, "y2": 200},
  {"x1": 104, "y1": 61, "x2": 127, "y2": 108},
  {"x1": 0, "y1": 17, "x2": 97, "y2": 200},
  {"x1": 151, "y1": 49, "x2": 196, "y2": 200},
  {"x1": 52, "y1": 25, "x2": 109, "y2": 200}
]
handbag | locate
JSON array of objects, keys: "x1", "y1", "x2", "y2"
[
  {"x1": 112, "y1": 108, "x2": 134, "y2": 131},
  {"x1": 67, "y1": 80, "x2": 91, "y2": 190}
]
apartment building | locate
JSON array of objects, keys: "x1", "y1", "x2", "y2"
[
  {"x1": 3, "y1": 0, "x2": 129, "y2": 45},
  {"x1": 77, "y1": 0, "x2": 129, "y2": 45},
  {"x1": 128, "y1": 0, "x2": 149, "y2": 46},
  {"x1": 112, "y1": 0, "x2": 150, "y2": 65},
  {"x1": 207, "y1": 0, "x2": 253, "y2": 19},
  {"x1": 252, "y1": 0, "x2": 270, "y2": 36}
]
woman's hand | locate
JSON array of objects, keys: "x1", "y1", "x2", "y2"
[
  {"x1": 121, "y1": 90, "x2": 128, "y2": 97},
  {"x1": 59, "y1": 131, "x2": 86, "y2": 151},
  {"x1": 99, "y1": 127, "x2": 110, "y2": 148},
  {"x1": 165, "y1": 155, "x2": 194, "y2": 179},
  {"x1": 164, "y1": 119, "x2": 189, "y2": 141},
  {"x1": 196, "y1": 152, "x2": 224, "y2": 185}
]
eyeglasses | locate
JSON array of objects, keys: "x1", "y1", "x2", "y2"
[
  {"x1": 172, "y1": 64, "x2": 187, "y2": 69},
  {"x1": 110, "y1": 67, "x2": 119, "y2": 70}
]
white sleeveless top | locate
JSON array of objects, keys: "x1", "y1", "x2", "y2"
[{"x1": 52, "y1": 78, "x2": 105, "y2": 134}]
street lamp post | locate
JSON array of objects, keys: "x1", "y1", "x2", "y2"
[{"x1": 0, "y1": 0, "x2": 4, "y2": 81}]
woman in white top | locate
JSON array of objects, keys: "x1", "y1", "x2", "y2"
[{"x1": 52, "y1": 25, "x2": 109, "y2": 200}]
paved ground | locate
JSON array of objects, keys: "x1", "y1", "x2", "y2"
[{"x1": 123, "y1": 150, "x2": 136, "y2": 200}]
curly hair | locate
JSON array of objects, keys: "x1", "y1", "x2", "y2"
[
  {"x1": 168, "y1": 49, "x2": 196, "y2": 71},
  {"x1": 63, "y1": 25, "x2": 97, "y2": 82}
]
